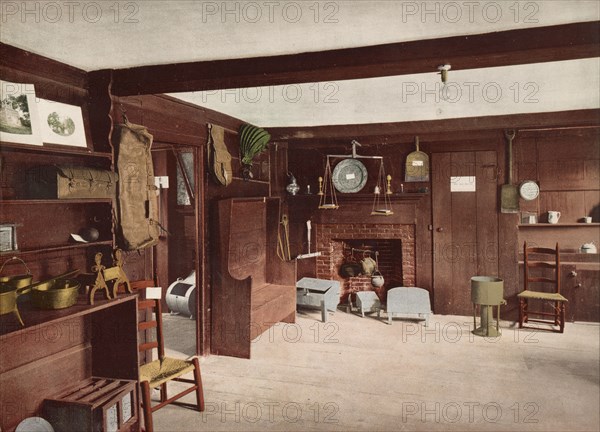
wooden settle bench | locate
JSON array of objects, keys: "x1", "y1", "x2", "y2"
[{"x1": 211, "y1": 197, "x2": 296, "y2": 358}]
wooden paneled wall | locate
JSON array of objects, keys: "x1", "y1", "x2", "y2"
[
  {"x1": 113, "y1": 94, "x2": 275, "y2": 354},
  {"x1": 282, "y1": 124, "x2": 599, "y2": 321}
]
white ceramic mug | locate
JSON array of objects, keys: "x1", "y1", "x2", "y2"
[
  {"x1": 548, "y1": 211, "x2": 561, "y2": 224},
  {"x1": 584, "y1": 216, "x2": 592, "y2": 223}
]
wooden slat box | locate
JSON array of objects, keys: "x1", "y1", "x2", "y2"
[{"x1": 44, "y1": 377, "x2": 137, "y2": 432}]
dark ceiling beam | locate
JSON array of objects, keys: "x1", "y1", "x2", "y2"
[
  {"x1": 270, "y1": 109, "x2": 600, "y2": 142},
  {"x1": 110, "y1": 21, "x2": 600, "y2": 96}
]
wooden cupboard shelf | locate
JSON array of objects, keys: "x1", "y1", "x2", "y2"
[
  {"x1": 518, "y1": 223, "x2": 600, "y2": 228},
  {"x1": 288, "y1": 192, "x2": 427, "y2": 203},
  {"x1": 0, "y1": 141, "x2": 112, "y2": 158},
  {"x1": 0, "y1": 293, "x2": 136, "y2": 338},
  {"x1": 0, "y1": 294, "x2": 140, "y2": 432},
  {"x1": 0, "y1": 199, "x2": 113, "y2": 205},
  {"x1": 0, "y1": 240, "x2": 114, "y2": 257}
]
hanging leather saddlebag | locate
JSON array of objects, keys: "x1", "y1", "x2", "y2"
[
  {"x1": 116, "y1": 120, "x2": 159, "y2": 250},
  {"x1": 27, "y1": 166, "x2": 118, "y2": 199}
]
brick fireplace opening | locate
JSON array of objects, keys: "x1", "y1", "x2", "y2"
[{"x1": 315, "y1": 223, "x2": 415, "y2": 304}]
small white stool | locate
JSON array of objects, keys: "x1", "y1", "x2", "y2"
[{"x1": 355, "y1": 291, "x2": 381, "y2": 317}]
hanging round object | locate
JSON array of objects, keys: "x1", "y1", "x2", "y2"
[
  {"x1": 519, "y1": 180, "x2": 540, "y2": 201},
  {"x1": 371, "y1": 270, "x2": 385, "y2": 287},
  {"x1": 332, "y1": 159, "x2": 368, "y2": 193}
]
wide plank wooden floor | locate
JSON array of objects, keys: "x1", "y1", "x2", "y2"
[{"x1": 157, "y1": 309, "x2": 600, "y2": 431}]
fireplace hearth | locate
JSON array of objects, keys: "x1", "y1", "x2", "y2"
[{"x1": 315, "y1": 223, "x2": 415, "y2": 304}]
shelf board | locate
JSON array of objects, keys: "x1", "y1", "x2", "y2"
[
  {"x1": 518, "y1": 223, "x2": 600, "y2": 228},
  {"x1": 0, "y1": 240, "x2": 113, "y2": 257},
  {"x1": 0, "y1": 141, "x2": 112, "y2": 158},
  {"x1": 288, "y1": 192, "x2": 427, "y2": 203},
  {"x1": 0, "y1": 199, "x2": 113, "y2": 205},
  {"x1": 0, "y1": 293, "x2": 137, "y2": 338}
]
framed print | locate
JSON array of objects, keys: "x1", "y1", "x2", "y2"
[
  {"x1": 0, "y1": 224, "x2": 18, "y2": 252},
  {"x1": 37, "y1": 99, "x2": 87, "y2": 147},
  {"x1": 0, "y1": 80, "x2": 42, "y2": 146}
]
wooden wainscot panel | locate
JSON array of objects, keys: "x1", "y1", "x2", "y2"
[
  {"x1": 537, "y1": 132, "x2": 600, "y2": 191},
  {"x1": 0, "y1": 342, "x2": 92, "y2": 431},
  {"x1": 539, "y1": 191, "x2": 586, "y2": 224},
  {"x1": 0, "y1": 315, "x2": 88, "y2": 374},
  {"x1": 569, "y1": 265, "x2": 600, "y2": 322}
]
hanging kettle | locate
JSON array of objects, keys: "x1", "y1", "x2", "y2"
[
  {"x1": 371, "y1": 270, "x2": 385, "y2": 288},
  {"x1": 361, "y1": 254, "x2": 377, "y2": 276}
]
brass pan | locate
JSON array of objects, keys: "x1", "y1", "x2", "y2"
[
  {"x1": 0, "y1": 256, "x2": 33, "y2": 289},
  {"x1": 0, "y1": 283, "x2": 32, "y2": 326},
  {"x1": 32, "y1": 278, "x2": 81, "y2": 310},
  {"x1": 0, "y1": 257, "x2": 33, "y2": 326}
]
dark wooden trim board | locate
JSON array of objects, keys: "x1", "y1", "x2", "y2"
[
  {"x1": 109, "y1": 21, "x2": 600, "y2": 96},
  {"x1": 270, "y1": 109, "x2": 600, "y2": 142}
]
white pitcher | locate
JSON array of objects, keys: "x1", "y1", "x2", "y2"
[{"x1": 548, "y1": 211, "x2": 561, "y2": 224}]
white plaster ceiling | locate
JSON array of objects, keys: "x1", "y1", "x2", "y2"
[
  {"x1": 171, "y1": 58, "x2": 600, "y2": 127},
  {"x1": 2, "y1": 1, "x2": 599, "y2": 126}
]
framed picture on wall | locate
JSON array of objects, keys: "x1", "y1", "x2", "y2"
[
  {"x1": 0, "y1": 224, "x2": 18, "y2": 252},
  {"x1": 37, "y1": 99, "x2": 87, "y2": 147},
  {"x1": 0, "y1": 80, "x2": 43, "y2": 146}
]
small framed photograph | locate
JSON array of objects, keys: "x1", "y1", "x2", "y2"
[
  {"x1": 37, "y1": 98, "x2": 87, "y2": 148},
  {"x1": 0, "y1": 80, "x2": 43, "y2": 146},
  {"x1": 0, "y1": 224, "x2": 18, "y2": 252}
]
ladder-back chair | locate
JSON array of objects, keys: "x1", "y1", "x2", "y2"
[
  {"x1": 517, "y1": 242, "x2": 567, "y2": 333},
  {"x1": 135, "y1": 282, "x2": 204, "y2": 432}
]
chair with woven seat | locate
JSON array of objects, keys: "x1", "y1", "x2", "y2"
[
  {"x1": 137, "y1": 285, "x2": 204, "y2": 432},
  {"x1": 518, "y1": 242, "x2": 567, "y2": 333}
]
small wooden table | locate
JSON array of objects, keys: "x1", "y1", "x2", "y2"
[{"x1": 296, "y1": 278, "x2": 340, "y2": 322}]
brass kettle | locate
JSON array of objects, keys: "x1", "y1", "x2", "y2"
[{"x1": 361, "y1": 255, "x2": 377, "y2": 276}]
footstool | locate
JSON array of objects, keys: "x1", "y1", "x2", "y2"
[{"x1": 355, "y1": 291, "x2": 381, "y2": 318}]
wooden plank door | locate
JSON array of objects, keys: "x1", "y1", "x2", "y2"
[{"x1": 432, "y1": 151, "x2": 499, "y2": 315}]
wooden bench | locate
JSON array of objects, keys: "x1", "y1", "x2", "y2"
[{"x1": 211, "y1": 198, "x2": 296, "y2": 358}]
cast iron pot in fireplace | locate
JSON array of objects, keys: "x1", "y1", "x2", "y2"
[{"x1": 340, "y1": 262, "x2": 362, "y2": 278}]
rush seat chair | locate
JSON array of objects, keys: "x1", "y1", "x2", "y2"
[
  {"x1": 518, "y1": 242, "x2": 567, "y2": 333},
  {"x1": 136, "y1": 284, "x2": 204, "y2": 432}
]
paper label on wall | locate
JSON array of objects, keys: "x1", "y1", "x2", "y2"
[
  {"x1": 412, "y1": 160, "x2": 424, "y2": 166},
  {"x1": 345, "y1": 173, "x2": 356, "y2": 180},
  {"x1": 146, "y1": 287, "x2": 163, "y2": 299},
  {"x1": 450, "y1": 176, "x2": 476, "y2": 192}
]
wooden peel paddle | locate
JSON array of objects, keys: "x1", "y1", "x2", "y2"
[
  {"x1": 501, "y1": 129, "x2": 519, "y2": 213},
  {"x1": 405, "y1": 136, "x2": 430, "y2": 182}
]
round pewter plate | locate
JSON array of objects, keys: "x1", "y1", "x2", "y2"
[
  {"x1": 332, "y1": 159, "x2": 368, "y2": 193},
  {"x1": 519, "y1": 180, "x2": 540, "y2": 201}
]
